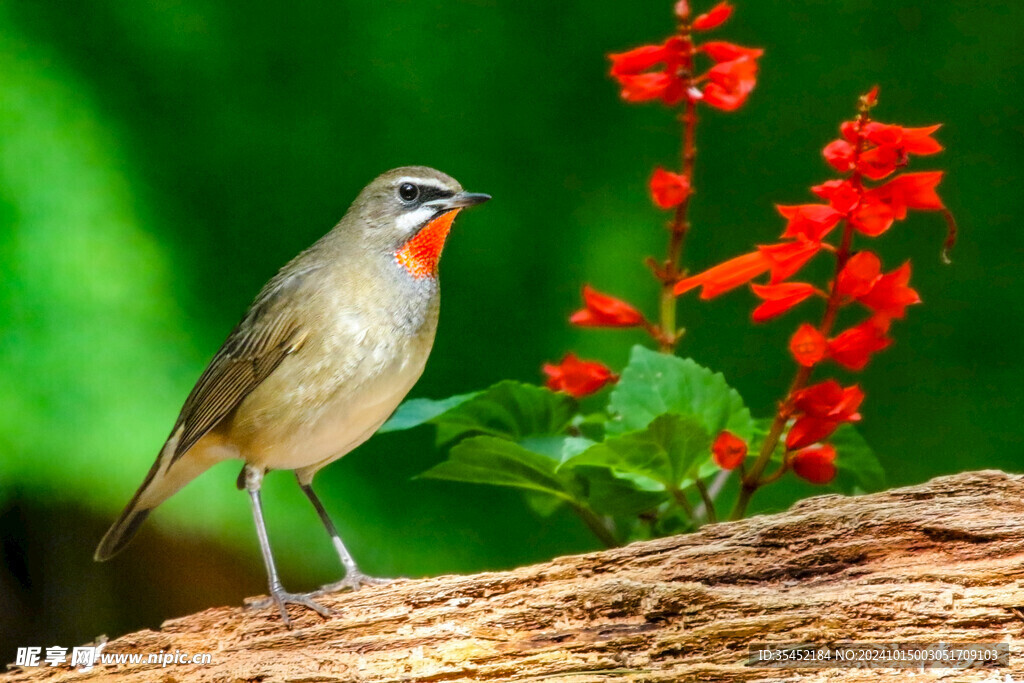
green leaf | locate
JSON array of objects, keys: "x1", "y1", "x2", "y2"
[
  {"x1": 418, "y1": 435, "x2": 575, "y2": 501},
  {"x1": 830, "y1": 424, "x2": 885, "y2": 493},
  {"x1": 608, "y1": 346, "x2": 754, "y2": 440},
  {"x1": 519, "y1": 435, "x2": 569, "y2": 461},
  {"x1": 523, "y1": 491, "x2": 566, "y2": 517},
  {"x1": 379, "y1": 391, "x2": 479, "y2": 433},
  {"x1": 432, "y1": 380, "x2": 577, "y2": 445},
  {"x1": 560, "y1": 436, "x2": 596, "y2": 464},
  {"x1": 570, "y1": 412, "x2": 609, "y2": 442},
  {"x1": 561, "y1": 414, "x2": 713, "y2": 490},
  {"x1": 569, "y1": 466, "x2": 669, "y2": 517}
]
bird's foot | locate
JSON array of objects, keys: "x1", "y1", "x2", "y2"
[
  {"x1": 314, "y1": 570, "x2": 394, "y2": 595},
  {"x1": 248, "y1": 586, "x2": 333, "y2": 627}
]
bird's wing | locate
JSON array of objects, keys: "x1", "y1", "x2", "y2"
[{"x1": 169, "y1": 265, "x2": 321, "y2": 463}]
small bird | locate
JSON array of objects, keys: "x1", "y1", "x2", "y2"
[{"x1": 95, "y1": 166, "x2": 490, "y2": 625}]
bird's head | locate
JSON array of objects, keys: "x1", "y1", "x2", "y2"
[{"x1": 351, "y1": 166, "x2": 490, "y2": 279}]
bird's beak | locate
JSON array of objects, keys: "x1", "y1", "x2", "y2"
[{"x1": 427, "y1": 191, "x2": 491, "y2": 211}]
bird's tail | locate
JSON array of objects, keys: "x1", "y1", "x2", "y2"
[{"x1": 94, "y1": 428, "x2": 215, "y2": 561}]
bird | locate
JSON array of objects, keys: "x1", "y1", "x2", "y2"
[{"x1": 94, "y1": 166, "x2": 490, "y2": 625}]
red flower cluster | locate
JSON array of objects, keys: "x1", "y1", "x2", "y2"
[
  {"x1": 609, "y1": 2, "x2": 762, "y2": 113},
  {"x1": 543, "y1": 353, "x2": 618, "y2": 398},
  {"x1": 786, "y1": 380, "x2": 863, "y2": 450},
  {"x1": 546, "y1": 4, "x2": 762, "y2": 397},
  {"x1": 680, "y1": 90, "x2": 952, "y2": 485}
]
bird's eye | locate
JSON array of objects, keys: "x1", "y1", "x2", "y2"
[{"x1": 398, "y1": 183, "x2": 419, "y2": 202}]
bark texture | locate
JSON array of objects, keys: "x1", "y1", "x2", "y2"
[{"x1": 5, "y1": 470, "x2": 1024, "y2": 682}]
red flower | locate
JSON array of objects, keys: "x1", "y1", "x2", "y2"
[
  {"x1": 811, "y1": 179, "x2": 860, "y2": 214},
  {"x1": 793, "y1": 380, "x2": 864, "y2": 421},
  {"x1": 857, "y1": 262, "x2": 920, "y2": 320},
  {"x1": 786, "y1": 381, "x2": 863, "y2": 450},
  {"x1": 777, "y1": 204, "x2": 843, "y2": 241},
  {"x1": 850, "y1": 195, "x2": 896, "y2": 236},
  {"x1": 674, "y1": 250, "x2": 772, "y2": 298},
  {"x1": 712, "y1": 430, "x2": 747, "y2": 470},
  {"x1": 610, "y1": 41, "x2": 679, "y2": 75},
  {"x1": 857, "y1": 144, "x2": 902, "y2": 180},
  {"x1": 758, "y1": 238, "x2": 822, "y2": 283},
  {"x1": 791, "y1": 444, "x2": 837, "y2": 484},
  {"x1": 827, "y1": 318, "x2": 892, "y2": 370},
  {"x1": 649, "y1": 167, "x2": 692, "y2": 209},
  {"x1": 543, "y1": 353, "x2": 617, "y2": 398},
  {"x1": 692, "y1": 1, "x2": 733, "y2": 30},
  {"x1": 826, "y1": 122, "x2": 942, "y2": 180},
  {"x1": 570, "y1": 285, "x2": 646, "y2": 327},
  {"x1": 615, "y1": 72, "x2": 687, "y2": 105},
  {"x1": 823, "y1": 139, "x2": 855, "y2": 173},
  {"x1": 609, "y1": 38, "x2": 688, "y2": 106},
  {"x1": 702, "y1": 56, "x2": 759, "y2": 111},
  {"x1": 867, "y1": 171, "x2": 945, "y2": 219},
  {"x1": 835, "y1": 251, "x2": 882, "y2": 299},
  {"x1": 839, "y1": 120, "x2": 859, "y2": 143},
  {"x1": 701, "y1": 42, "x2": 763, "y2": 62},
  {"x1": 789, "y1": 323, "x2": 827, "y2": 367},
  {"x1": 750, "y1": 282, "x2": 819, "y2": 322},
  {"x1": 864, "y1": 122, "x2": 943, "y2": 156}
]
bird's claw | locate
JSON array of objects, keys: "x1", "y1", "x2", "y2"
[
  {"x1": 249, "y1": 587, "x2": 334, "y2": 627},
  {"x1": 314, "y1": 571, "x2": 394, "y2": 596}
]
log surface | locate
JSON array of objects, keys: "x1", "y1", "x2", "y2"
[{"x1": 5, "y1": 470, "x2": 1024, "y2": 682}]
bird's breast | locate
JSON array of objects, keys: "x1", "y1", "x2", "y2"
[{"x1": 229, "y1": 288, "x2": 439, "y2": 472}]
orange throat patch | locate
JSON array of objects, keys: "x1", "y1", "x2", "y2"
[{"x1": 395, "y1": 209, "x2": 460, "y2": 279}]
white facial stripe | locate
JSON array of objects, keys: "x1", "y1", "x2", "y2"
[
  {"x1": 395, "y1": 205, "x2": 438, "y2": 235},
  {"x1": 396, "y1": 177, "x2": 450, "y2": 193}
]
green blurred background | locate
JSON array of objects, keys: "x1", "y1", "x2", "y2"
[{"x1": 0, "y1": 0, "x2": 1020, "y2": 659}]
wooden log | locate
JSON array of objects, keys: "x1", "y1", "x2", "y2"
[{"x1": 4, "y1": 470, "x2": 1024, "y2": 682}]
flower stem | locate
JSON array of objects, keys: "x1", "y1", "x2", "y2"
[
  {"x1": 729, "y1": 97, "x2": 875, "y2": 521},
  {"x1": 693, "y1": 479, "x2": 717, "y2": 522},
  {"x1": 656, "y1": 45, "x2": 698, "y2": 354},
  {"x1": 669, "y1": 485, "x2": 695, "y2": 517},
  {"x1": 571, "y1": 504, "x2": 619, "y2": 548}
]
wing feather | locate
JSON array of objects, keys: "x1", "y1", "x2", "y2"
[{"x1": 169, "y1": 265, "x2": 319, "y2": 463}]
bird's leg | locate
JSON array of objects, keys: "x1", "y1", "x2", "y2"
[
  {"x1": 244, "y1": 465, "x2": 332, "y2": 626},
  {"x1": 298, "y1": 478, "x2": 392, "y2": 595}
]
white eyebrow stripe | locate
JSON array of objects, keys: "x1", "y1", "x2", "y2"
[{"x1": 396, "y1": 177, "x2": 451, "y2": 191}]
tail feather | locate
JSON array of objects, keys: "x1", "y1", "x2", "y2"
[
  {"x1": 94, "y1": 506, "x2": 152, "y2": 561},
  {"x1": 94, "y1": 428, "x2": 216, "y2": 561}
]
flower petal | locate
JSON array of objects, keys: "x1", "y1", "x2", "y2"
[
  {"x1": 692, "y1": 1, "x2": 733, "y2": 30},
  {"x1": 836, "y1": 251, "x2": 882, "y2": 298},
  {"x1": 543, "y1": 353, "x2": 617, "y2": 398},
  {"x1": 758, "y1": 238, "x2": 822, "y2": 283},
  {"x1": 570, "y1": 285, "x2": 646, "y2": 327},
  {"x1": 701, "y1": 41, "x2": 763, "y2": 62},
  {"x1": 789, "y1": 323, "x2": 827, "y2": 367},
  {"x1": 750, "y1": 282, "x2": 818, "y2": 322},
  {"x1": 827, "y1": 319, "x2": 892, "y2": 371},
  {"x1": 675, "y1": 250, "x2": 772, "y2": 298},
  {"x1": 791, "y1": 444, "x2": 838, "y2": 484},
  {"x1": 649, "y1": 167, "x2": 692, "y2": 209},
  {"x1": 786, "y1": 416, "x2": 839, "y2": 450},
  {"x1": 712, "y1": 430, "x2": 747, "y2": 469},
  {"x1": 857, "y1": 262, "x2": 921, "y2": 320},
  {"x1": 776, "y1": 204, "x2": 843, "y2": 241}
]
